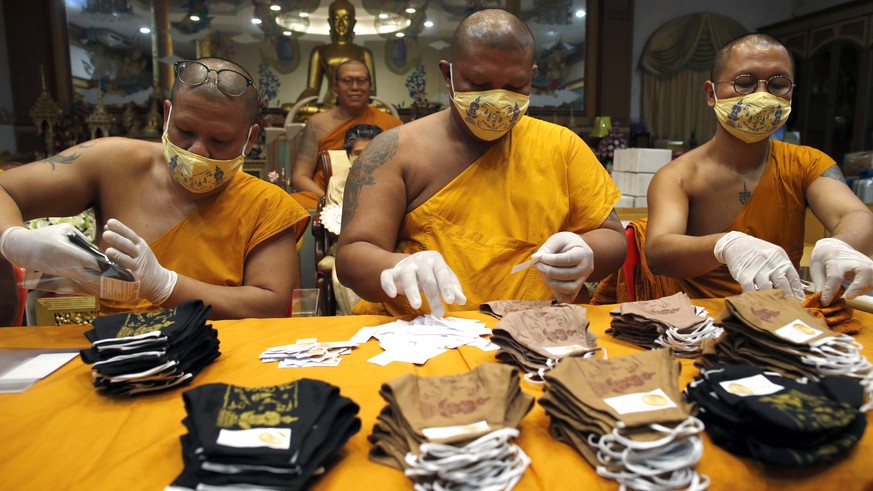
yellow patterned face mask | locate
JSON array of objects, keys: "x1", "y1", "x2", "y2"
[
  {"x1": 162, "y1": 105, "x2": 251, "y2": 193},
  {"x1": 450, "y1": 63, "x2": 529, "y2": 141},
  {"x1": 713, "y1": 89, "x2": 791, "y2": 144}
]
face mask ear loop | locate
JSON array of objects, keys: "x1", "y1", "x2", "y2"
[
  {"x1": 164, "y1": 105, "x2": 173, "y2": 135},
  {"x1": 240, "y1": 124, "x2": 254, "y2": 157}
]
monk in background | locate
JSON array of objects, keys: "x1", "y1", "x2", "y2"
[
  {"x1": 336, "y1": 9, "x2": 626, "y2": 317},
  {"x1": 290, "y1": 60, "x2": 401, "y2": 210}
]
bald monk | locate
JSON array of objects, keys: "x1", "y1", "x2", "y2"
[
  {"x1": 290, "y1": 60, "x2": 402, "y2": 210},
  {"x1": 646, "y1": 33, "x2": 873, "y2": 306},
  {"x1": 336, "y1": 9, "x2": 626, "y2": 317},
  {"x1": 0, "y1": 57, "x2": 310, "y2": 319}
]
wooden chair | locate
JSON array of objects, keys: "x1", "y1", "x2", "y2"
[{"x1": 312, "y1": 150, "x2": 352, "y2": 316}]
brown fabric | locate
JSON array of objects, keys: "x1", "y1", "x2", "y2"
[
  {"x1": 803, "y1": 287, "x2": 863, "y2": 335},
  {"x1": 479, "y1": 299, "x2": 555, "y2": 319},
  {"x1": 592, "y1": 218, "x2": 681, "y2": 304}
]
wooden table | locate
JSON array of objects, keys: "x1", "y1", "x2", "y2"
[{"x1": 1, "y1": 299, "x2": 872, "y2": 490}]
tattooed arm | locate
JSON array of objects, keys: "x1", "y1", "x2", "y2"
[
  {"x1": 335, "y1": 128, "x2": 412, "y2": 302},
  {"x1": 290, "y1": 116, "x2": 327, "y2": 196},
  {"x1": 807, "y1": 164, "x2": 873, "y2": 255}
]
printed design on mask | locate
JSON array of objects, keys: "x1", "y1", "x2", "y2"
[
  {"x1": 724, "y1": 98, "x2": 784, "y2": 132},
  {"x1": 216, "y1": 383, "x2": 301, "y2": 429},
  {"x1": 464, "y1": 95, "x2": 521, "y2": 132},
  {"x1": 117, "y1": 307, "x2": 179, "y2": 337},
  {"x1": 418, "y1": 375, "x2": 493, "y2": 419},
  {"x1": 751, "y1": 306, "x2": 780, "y2": 323},
  {"x1": 757, "y1": 388, "x2": 857, "y2": 431},
  {"x1": 584, "y1": 356, "x2": 655, "y2": 398}
]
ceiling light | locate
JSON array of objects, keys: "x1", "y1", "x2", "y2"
[
  {"x1": 575, "y1": 9, "x2": 586, "y2": 18},
  {"x1": 405, "y1": 7, "x2": 416, "y2": 13},
  {"x1": 189, "y1": 14, "x2": 200, "y2": 21},
  {"x1": 283, "y1": 30, "x2": 292, "y2": 36},
  {"x1": 270, "y1": 4, "x2": 281, "y2": 11},
  {"x1": 299, "y1": 12, "x2": 309, "y2": 17},
  {"x1": 251, "y1": 17, "x2": 262, "y2": 24},
  {"x1": 396, "y1": 32, "x2": 405, "y2": 38},
  {"x1": 378, "y1": 13, "x2": 389, "y2": 19},
  {"x1": 139, "y1": 26, "x2": 151, "y2": 34},
  {"x1": 423, "y1": 20, "x2": 433, "y2": 27}
]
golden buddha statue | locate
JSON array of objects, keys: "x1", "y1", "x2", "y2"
[{"x1": 296, "y1": 0, "x2": 377, "y2": 107}]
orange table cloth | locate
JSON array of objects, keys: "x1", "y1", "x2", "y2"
[{"x1": 1, "y1": 300, "x2": 873, "y2": 490}]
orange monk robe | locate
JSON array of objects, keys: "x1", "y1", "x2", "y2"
[
  {"x1": 291, "y1": 106, "x2": 402, "y2": 210},
  {"x1": 677, "y1": 140, "x2": 835, "y2": 299},
  {"x1": 353, "y1": 116, "x2": 620, "y2": 316},
  {"x1": 101, "y1": 172, "x2": 311, "y2": 315}
]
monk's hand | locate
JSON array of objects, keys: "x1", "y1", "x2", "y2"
[
  {"x1": 0, "y1": 224, "x2": 102, "y2": 289},
  {"x1": 379, "y1": 251, "x2": 466, "y2": 318},
  {"x1": 103, "y1": 219, "x2": 178, "y2": 305},
  {"x1": 810, "y1": 238, "x2": 873, "y2": 306},
  {"x1": 532, "y1": 232, "x2": 594, "y2": 303},
  {"x1": 714, "y1": 231, "x2": 804, "y2": 300}
]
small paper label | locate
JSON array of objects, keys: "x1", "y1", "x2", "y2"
[
  {"x1": 295, "y1": 338, "x2": 318, "y2": 345},
  {"x1": 216, "y1": 428, "x2": 291, "y2": 450},
  {"x1": 719, "y1": 374, "x2": 784, "y2": 397},
  {"x1": 603, "y1": 388, "x2": 678, "y2": 415},
  {"x1": 511, "y1": 257, "x2": 540, "y2": 275},
  {"x1": 542, "y1": 345, "x2": 587, "y2": 357},
  {"x1": 774, "y1": 319, "x2": 822, "y2": 344},
  {"x1": 100, "y1": 277, "x2": 140, "y2": 303},
  {"x1": 421, "y1": 420, "x2": 491, "y2": 440}
]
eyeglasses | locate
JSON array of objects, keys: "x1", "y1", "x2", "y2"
[
  {"x1": 714, "y1": 74, "x2": 795, "y2": 97},
  {"x1": 337, "y1": 76, "x2": 371, "y2": 87},
  {"x1": 174, "y1": 60, "x2": 257, "y2": 98}
]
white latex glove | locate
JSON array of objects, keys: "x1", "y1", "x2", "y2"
[
  {"x1": 380, "y1": 251, "x2": 466, "y2": 318},
  {"x1": 103, "y1": 219, "x2": 177, "y2": 305},
  {"x1": 0, "y1": 224, "x2": 102, "y2": 290},
  {"x1": 810, "y1": 237, "x2": 873, "y2": 306},
  {"x1": 532, "y1": 232, "x2": 594, "y2": 303},
  {"x1": 714, "y1": 231, "x2": 804, "y2": 300}
]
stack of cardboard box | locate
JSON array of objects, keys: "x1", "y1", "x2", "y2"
[{"x1": 611, "y1": 148, "x2": 673, "y2": 208}]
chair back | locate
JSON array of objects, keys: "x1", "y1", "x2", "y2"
[{"x1": 321, "y1": 150, "x2": 351, "y2": 206}]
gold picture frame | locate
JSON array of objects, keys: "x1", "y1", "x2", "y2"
[
  {"x1": 35, "y1": 296, "x2": 99, "y2": 326},
  {"x1": 243, "y1": 159, "x2": 268, "y2": 181}
]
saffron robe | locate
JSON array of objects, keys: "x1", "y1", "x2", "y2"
[
  {"x1": 101, "y1": 172, "x2": 311, "y2": 315},
  {"x1": 678, "y1": 140, "x2": 835, "y2": 299},
  {"x1": 354, "y1": 116, "x2": 620, "y2": 316},
  {"x1": 292, "y1": 106, "x2": 402, "y2": 210}
]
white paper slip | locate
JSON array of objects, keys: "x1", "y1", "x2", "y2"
[
  {"x1": 0, "y1": 351, "x2": 79, "y2": 393},
  {"x1": 511, "y1": 257, "x2": 540, "y2": 274}
]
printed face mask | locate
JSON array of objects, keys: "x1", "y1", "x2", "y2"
[
  {"x1": 449, "y1": 63, "x2": 529, "y2": 141},
  {"x1": 162, "y1": 105, "x2": 252, "y2": 193},
  {"x1": 712, "y1": 88, "x2": 791, "y2": 144}
]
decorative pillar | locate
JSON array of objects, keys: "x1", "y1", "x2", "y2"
[
  {"x1": 151, "y1": 0, "x2": 174, "y2": 95},
  {"x1": 196, "y1": 33, "x2": 213, "y2": 58}
]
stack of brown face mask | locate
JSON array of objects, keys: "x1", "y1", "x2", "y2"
[
  {"x1": 699, "y1": 289, "x2": 873, "y2": 411},
  {"x1": 479, "y1": 300, "x2": 555, "y2": 319},
  {"x1": 608, "y1": 292, "x2": 721, "y2": 357},
  {"x1": 540, "y1": 349, "x2": 709, "y2": 490},
  {"x1": 368, "y1": 363, "x2": 534, "y2": 490},
  {"x1": 684, "y1": 364, "x2": 867, "y2": 467},
  {"x1": 489, "y1": 304, "x2": 602, "y2": 382}
]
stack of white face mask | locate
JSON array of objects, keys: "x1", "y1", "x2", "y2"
[
  {"x1": 369, "y1": 363, "x2": 534, "y2": 490},
  {"x1": 608, "y1": 292, "x2": 722, "y2": 357},
  {"x1": 700, "y1": 289, "x2": 873, "y2": 411},
  {"x1": 540, "y1": 349, "x2": 709, "y2": 490}
]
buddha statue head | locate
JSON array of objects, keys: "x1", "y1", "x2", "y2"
[{"x1": 329, "y1": 0, "x2": 356, "y2": 44}]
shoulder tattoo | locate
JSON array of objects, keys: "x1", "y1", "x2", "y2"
[
  {"x1": 819, "y1": 164, "x2": 847, "y2": 185},
  {"x1": 298, "y1": 121, "x2": 320, "y2": 159},
  {"x1": 342, "y1": 129, "x2": 399, "y2": 222},
  {"x1": 39, "y1": 152, "x2": 80, "y2": 171}
]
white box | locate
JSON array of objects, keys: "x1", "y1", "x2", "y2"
[
  {"x1": 633, "y1": 196, "x2": 648, "y2": 208},
  {"x1": 613, "y1": 148, "x2": 672, "y2": 173},
  {"x1": 616, "y1": 195, "x2": 636, "y2": 208},
  {"x1": 612, "y1": 171, "x2": 654, "y2": 196}
]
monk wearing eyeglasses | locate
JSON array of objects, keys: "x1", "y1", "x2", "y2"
[
  {"x1": 289, "y1": 60, "x2": 402, "y2": 210},
  {"x1": 646, "y1": 33, "x2": 873, "y2": 306},
  {"x1": 0, "y1": 57, "x2": 310, "y2": 320}
]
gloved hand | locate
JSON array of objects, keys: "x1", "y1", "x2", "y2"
[
  {"x1": 0, "y1": 224, "x2": 102, "y2": 291},
  {"x1": 810, "y1": 237, "x2": 873, "y2": 306},
  {"x1": 380, "y1": 251, "x2": 466, "y2": 318},
  {"x1": 714, "y1": 231, "x2": 804, "y2": 300},
  {"x1": 532, "y1": 232, "x2": 594, "y2": 303},
  {"x1": 103, "y1": 219, "x2": 178, "y2": 305}
]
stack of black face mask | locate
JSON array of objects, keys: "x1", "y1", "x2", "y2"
[
  {"x1": 489, "y1": 304, "x2": 601, "y2": 382},
  {"x1": 540, "y1": 349, "x2": 709, "y2": 490},
  {"x1": 168, "y1": 379, "x2": 361, "y2": 491},
  {"x1": 685, "y1": 364, "x2": 867, "y2": 467},
  {"x1": 79, "y1": 300, "x2": 219, "y2": 396},
  {"x1": 369, "y1": 364, "x2": 534, "y2": 490}
]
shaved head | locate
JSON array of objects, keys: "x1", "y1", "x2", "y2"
[
  {"x1": 451, "y1": 9, "x2": 535, "y2": 63},
  {"x1": 711, "y1": 33, "x2": 795, "y2": 81},
  {"x1": 171, "y1": 57, "x2": 260, "y2": 123}
]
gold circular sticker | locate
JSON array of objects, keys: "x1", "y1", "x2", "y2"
[
  {"x1": 642, "y1": 394, "x2": 669, "y2": 406},
  {"x1": 793, "y1": 323, "x2": 815, "y2": 335},
  {"x1": 727, "y1": 383, "x2": 753, "y2": 395}
]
